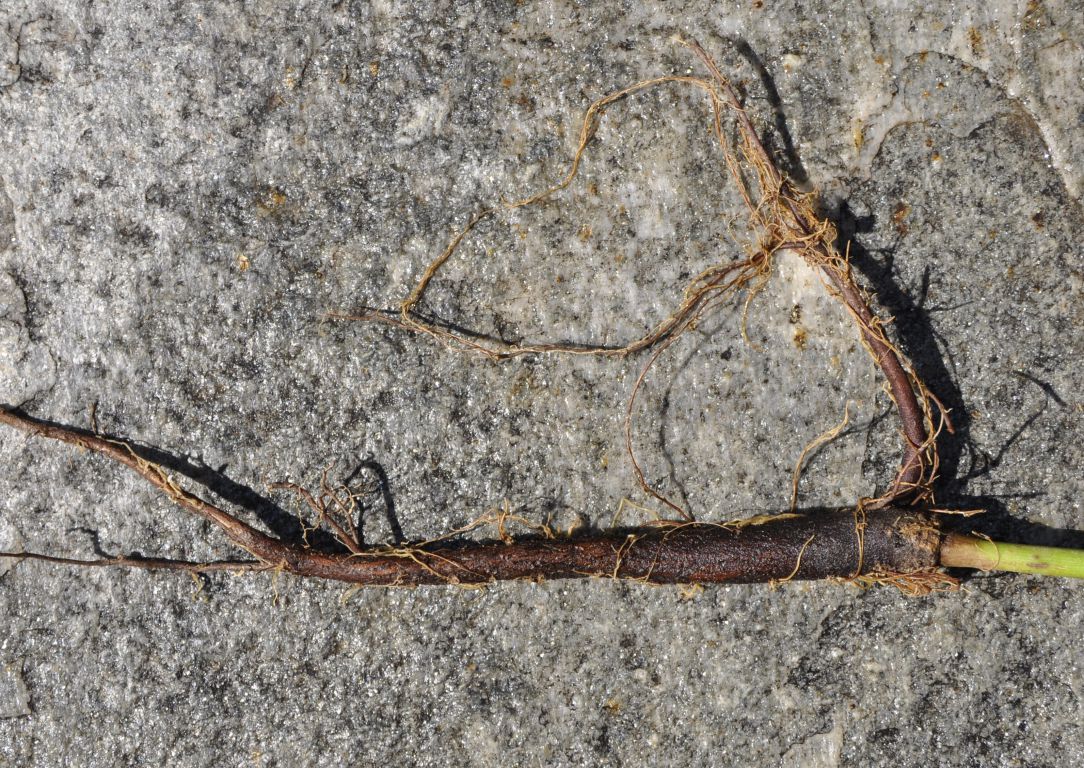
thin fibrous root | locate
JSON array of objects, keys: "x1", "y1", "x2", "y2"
[{"x1": 343, "y1": 38, "x2": 945, "y2": 517}]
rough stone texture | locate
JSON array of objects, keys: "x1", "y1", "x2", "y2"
[{"x1": 0, "y1": 2, "x2": 1082, "y2": 766}]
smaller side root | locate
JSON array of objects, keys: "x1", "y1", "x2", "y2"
[
  {"x1": 343, "y1": 38, "x2": 950, "y2": 518},
  {"x1": 0, "y1": 550, "x2": 266, "y2": 574},
  {"x1": 791, "y1": 402, "x2": 852, "y2": 512}
]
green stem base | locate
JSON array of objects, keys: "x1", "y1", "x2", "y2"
[{"x1": 941, "y1": 533, "x2": 1084, "y2": 579}]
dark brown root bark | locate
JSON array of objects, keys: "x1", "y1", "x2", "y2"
[
  {"x1": 0, "y1": 408, "x2": 953, "y2": 592},
  {"x1": 248, "y1": 507, "x2": 944, "y2": 587}
]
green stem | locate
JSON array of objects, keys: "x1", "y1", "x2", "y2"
[{"x1": 940, "y1": 533, "x2": 1084, "y2": 579}]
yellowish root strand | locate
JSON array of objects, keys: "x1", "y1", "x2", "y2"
[
  {"x1": 790, "y1": 402, "x2": 852, "y2": 513},
  {"x1": 769, "y1": 534, "x2": 816, "y2": 589}
]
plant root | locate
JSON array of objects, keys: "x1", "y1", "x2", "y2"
[
  {"x1": 342, "y1": 38, "x2": 948, "y2": 521},
  {"x1": 0, "y1": 40, "x2": 963, "y2": 593},
  {"x1": 0, "y1": 408, "x2": 949, "y2": 588}
]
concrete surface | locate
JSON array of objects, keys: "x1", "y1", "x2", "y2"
[{"x1": 1, "y1": 1, "x2": 1082, "y2": 766}]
